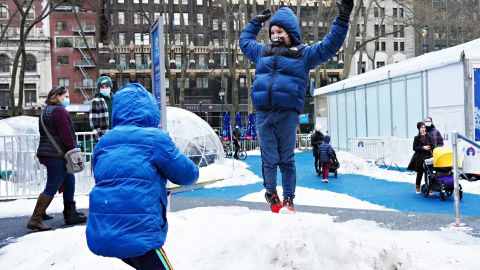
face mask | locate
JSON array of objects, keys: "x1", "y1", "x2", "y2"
[
  {"x1": 425, "y1": 122, "x2": 432, "y2": 127},
  {"x1": 271, "y1": 35, "x2": 286, "y2": 46},
  {"x1": 60, "y1": 97, "x2": 70, "y2": 107},
  {"x1": 100, "y1": 88, "x2": 111, "y2": 97}
]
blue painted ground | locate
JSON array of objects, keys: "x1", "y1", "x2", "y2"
[{"x1": 176, "y1": 152, "x2": 480, "y2": 216}]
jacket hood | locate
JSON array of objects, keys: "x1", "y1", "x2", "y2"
[
  {"x1": 112, "y1": 83, "x2": 160, "y2": 128},
  {"x1": 269, "y1": 7, "x2": 301, "y2": 46},
  {"x1": 323, "y1": 135, "x2": 331, "y2": 144}
]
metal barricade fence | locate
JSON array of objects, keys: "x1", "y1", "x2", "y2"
[
  {"x1": 296, "y1": 134, "x2": 311, "y2": 151},
  {"x1": 348, "y1": 137, "x2": 385, "y2": 163}
]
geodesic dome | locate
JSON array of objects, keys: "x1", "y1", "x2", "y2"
[{"x1": 166, "y1": 106, "x2": 224, "y2": 167}]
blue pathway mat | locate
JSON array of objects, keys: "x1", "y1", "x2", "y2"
[{"x1": 176, "y1": 152, "x2": 480, "y2": 216}]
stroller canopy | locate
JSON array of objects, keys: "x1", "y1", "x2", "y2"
[{"x1": 433, "y1": 147, "x2": 453, "y2": 168}]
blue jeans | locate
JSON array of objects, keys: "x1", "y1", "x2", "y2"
[
  {"x1": 42, "y1": 158, "x2": 75, "y2": 203},
  {"x1": 256, "y1": 110, "x2": 298, "y2": 200}
]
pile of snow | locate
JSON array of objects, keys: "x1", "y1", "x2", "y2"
[{"x1": 1, "y1": 207, "x2": 480, "y2": 269}]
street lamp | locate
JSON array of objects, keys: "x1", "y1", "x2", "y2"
[
  {"x1": 199, "y1": 100, "x2": 203, "y2": 119},
  {"x1": 219, "y1": 88, "x2": 225, "y2": 130}
]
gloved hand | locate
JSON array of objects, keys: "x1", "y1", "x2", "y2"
[
  {"x1": 252, "y1": 9, "x2": 272, "y2": 24},
  {"x1": 336, "y1": 0, "x2": 354, "y2": 22}
]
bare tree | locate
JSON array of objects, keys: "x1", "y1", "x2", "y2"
[
  {"x1": 177, "y1": 0, "x2": 187, "y2": 108},
  {"x1": 8, "y1": 0, "x2": 63, "y2": 116}
]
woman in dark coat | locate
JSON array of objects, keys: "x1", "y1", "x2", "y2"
[{"x1": 407, "y1": 122, "x2": 434, "y2": 193}]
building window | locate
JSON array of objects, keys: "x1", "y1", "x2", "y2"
[
  {"x1": 56, "y1": 21, "x2": 67, "y2": 31},
  {"x1": 56, "y1": 37, "x2": 73, "y2": 48},
  {"x1": 176, "y1": 78, "x2": 189, "y2": 88},
  {"x1": 119, "y1": 32, "x2": 125, "y2": 45},
  {"x1": 400, "y1": 42, "x2": 405, "y2": 52},
  {"x1": 393, "y1": 25, "x2": 398, "y2": 37},
  {"x1": 400, "y1": 25, "x2": 405, "y2": 38},
  {"x1": 239, "y1": 77, "x2": 246, "y2": 88},
  {"x1": 381, "y1": 25, "x2": 385, "y2": 37},
  {"x1": 0, "y1": 84, "x2": 9, "y2": 107},
  {"x1": 0, "y1": 5, "x2": 8, "y2": 19},
  {"x1": 394, "y1": 41, "x2": 398, "y2": 51},
  {"x1": 24, "y1": 84, "x2": 36, "y2": 106},
  {"x1": 197, "y1": 0, "x2": 202, "y2": 4},
  {"x1": 213, "y1": 19, "x2": 218, "y2": 30},
  {"x1": 23, "y1": 5, "x2": 35, "y2": 20},
  {"x1": 393, "y1": 7, "x2": 397, "y2": 18},
  {"x1": 197, "y1": 14, "x2": 203, "y2": 26},
  {"x1": 376, "y1": 61, "x2": 385, "y2": 68},
  {"x1": 220, "y1": 53, "x2": 227, "y2": 66},
  {"x1": 175, "y1": 54, "x2": 181, "y2": 68},
  {"x1": 118, "y1": 12, "x2": 125, "y2": 24},
  {"x1": 118, "y1": 0, "x2": 124, "y2": 3},
  {"x1": 135, "y1": 33, "x2": 142, "y2": 45},
  {"x1": 198, "y1": 54, "x2": 206, "y2": 68},
  {"x1": 57, "y1": 56, "x2": 69, "y2": 65},
  {"x1": 134, "y1": 13, "x2": 141, "y2": 24},
  {"x1": 25, "y1": 54, "x2": 36, "y2": 72},
  {"x1": 0, "y1": 54, "x2": 9, "y2": 72},
  {"x1": 381, "y1": 42, "x2": 386, "y2": 51},
  {"x1": 197, "y1": 33, "x2": 204, "y2": 46},
  {"x1": 196, "y1": 77, "x2": 208, "y2": 88},
  {"x1": 374, "y1": 24, "x2": 379, "y2": 36},
  {"x1": 119, "y1": 54, "x2": 126, "y2": 66},
  {"x1": 399, "y1": 8, "x2": 404, "y2": 18},
  {"x1": 58, "y1": 78, "x2": 70, "y2": 88}
]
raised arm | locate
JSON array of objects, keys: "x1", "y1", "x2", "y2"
[{"x1": 239, "y1": 10, "x2": 271, "y2": 63}]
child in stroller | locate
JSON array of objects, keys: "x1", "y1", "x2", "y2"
[{"x1": 422, "y1": 146, "x2": 463, "y2": 201}]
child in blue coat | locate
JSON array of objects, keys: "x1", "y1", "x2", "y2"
[
  {"x1": 239, "y1": 2, "x2": 352, "y2": 213},
  {"x1": 86, "y1": 83, "x2": 199, "y2": 270},
  {"x1": 318, "y1": 136, "x2": 336, "y2": 183}
]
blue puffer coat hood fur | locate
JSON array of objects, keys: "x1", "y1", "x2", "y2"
[{"x1": 86, "y1": 83, "x2": 199, "y2": 259}]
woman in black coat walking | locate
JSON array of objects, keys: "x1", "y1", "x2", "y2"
[{"x1": 407, "y1": 122, "x2": 434, "y2": 194}]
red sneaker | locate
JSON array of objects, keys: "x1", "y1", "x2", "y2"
[
  {"x1": 279, "y1": 197, "x2": 295, "y2": 214},
  {"x1": 265, "y1": 192, "x2": 283, "y2": 213}
]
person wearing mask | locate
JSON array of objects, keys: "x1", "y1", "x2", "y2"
[
  {"x1": 28, "y1": 86, "x2": 87, "y2": 231},
  {"x1": 311, "y1": 124, "x2": 325, "y2": 175},
  {"x1": 424, "y1": 117, "x2": 444, "y2": 147},
  {"x1": 89, "y1": 76, "x2": 113, "y2": 141},
  {"x1": 86, "y1": 83, "x2": 199, "y2": 270},
  {"x1": 407, "y1": 122, "x2": 435, "y2": 194},
  {"x1": 239, "y1": 2, "x2": 352, "y2": 213}
]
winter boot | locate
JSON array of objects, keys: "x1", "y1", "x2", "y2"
[
  {"x1": 265, "y1": 192, "x2": 283, "y2": 213},
  {"x1": 27, "y1": 193, "x2": 54, "y2": 231},
  {"x1": 63, "y1": 201, "x2": 87, "y2": 225},
  {"x1": 42, "y1": 212, "x2": 54, "y2": 220},
  {"x1": 279, "y1": 197, "x2": 295, "y2": 214}
]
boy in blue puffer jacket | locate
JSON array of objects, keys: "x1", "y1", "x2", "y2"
[
  {"x1": 318, "y1": 135, "x2": 336, "y2": 183},
  {"x1": 86, "y1": 83, "x2": 199, "y2": 270},
  {"x1": 239, "y1": 1, "x2": 353, "y2": 213}
]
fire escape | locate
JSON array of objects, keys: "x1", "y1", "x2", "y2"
[{"x1": 73, "y1": 23, "x2": 96, "y2": 103}]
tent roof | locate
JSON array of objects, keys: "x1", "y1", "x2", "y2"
[{"x1": 314, "y1": 38, "x2": 480, "y2": 96}]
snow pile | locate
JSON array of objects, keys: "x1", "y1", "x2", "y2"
[{"x1": 1, "y1": 207, "x2": 479, "y2": 270}]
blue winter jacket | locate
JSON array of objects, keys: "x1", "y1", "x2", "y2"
[
  {"x1": 239, "y1": 7, "x2": 349, "y2": 114},
  {"x1": 318, "y1": 136, "x2": 335, "y2": 163},
  {"x1": 86, "y1": 83, "x2": 199, "y2": 258}
]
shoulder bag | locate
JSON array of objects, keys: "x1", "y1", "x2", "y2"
[{"x1": 40, "y1": 111, "x2": 85, "y2": 174}]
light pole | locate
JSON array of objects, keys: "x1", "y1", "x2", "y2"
[
  {"x1": 199, "y1": 100, "x2": 203, "y2": 119},
  {"x1": 219, "y1": 88, "x2": 225, "y2": 130}
]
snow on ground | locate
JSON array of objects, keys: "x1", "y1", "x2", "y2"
[{"x1": 1, "y1": 206, "x2": 480, "y2": 270}]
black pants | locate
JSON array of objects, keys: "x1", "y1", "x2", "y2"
[
  {"x1": 233, "y1": 140, "x2": 240, "y2": 159},
  {"x1": 313, "y1": 153, "x2": 320, "y2": 173},
  {"x1": 415, "y1": 165, "x2": 424, "y2": 186},
  {"x1": 122, "y1": 248, "x2": 173, "y2": 270}
]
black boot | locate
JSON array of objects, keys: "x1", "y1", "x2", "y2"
[
  {"x1": 42, "y1": 213, "x2": 54, "y2": 220},
  {"x1": 63, "y1": 201, "x2": 87, "y2": 225},
  {"x1": 27, "y1": 193, "x2": 53, "y2": 231}
]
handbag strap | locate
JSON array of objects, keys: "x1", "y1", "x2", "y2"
[{"x1": 40, "y1": 110, "x2": 64, "y2": 156}]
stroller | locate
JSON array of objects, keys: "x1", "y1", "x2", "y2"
[
  {"x1": 329, "y1": 151, "x2": 340, "y2": 178},
  {"x1": 422, "y1": 146, "x2": 463, "y2": 201}
]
